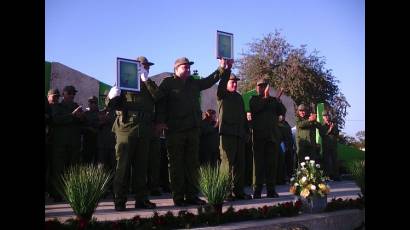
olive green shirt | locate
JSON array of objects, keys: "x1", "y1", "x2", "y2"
[
  {"x1": 319, "y1": 122, "x2": 339, "y2": 151},
  {"x1": 217, "y1": 72, "x2": 248, "y2": 138},
  {"x1": 157, "y1": 68, "x2": 227, "y2": 133},
  {"x1": 111, "y1": 79, "x2": 163, "y2": 135},
  {"x1": 51, "y1": 100, "x2": 84, "y2": 145},
  {"x1": 250, "y1": 95, "x2": 286, "y2": 143},
  {"x1": 295, "y1": 115, "x2": 320, "y2": 145}
]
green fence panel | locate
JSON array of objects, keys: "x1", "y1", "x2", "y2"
[{"x1": 45, "y1": 61, "x2": 51, "y2": 96}]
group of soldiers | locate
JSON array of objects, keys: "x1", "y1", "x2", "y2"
[{"x1": 45, "y1": 56, "x2": 340, "y2": 211}]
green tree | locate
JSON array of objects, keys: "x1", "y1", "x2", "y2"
[{"x1": 236, "y1": 30, "x2": 350, "y2": 129}]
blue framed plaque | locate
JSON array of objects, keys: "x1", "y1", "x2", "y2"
[
  {"x1": 117, "y1": 57, "x2": 141, "y2": 92},
  {"x1": 216, "y1": 30, "x2": 234, "y2": 59}
]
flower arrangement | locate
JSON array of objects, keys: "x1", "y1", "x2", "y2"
[{"x1": 289, "y1": 156, "x2": 330, "y2": 199}]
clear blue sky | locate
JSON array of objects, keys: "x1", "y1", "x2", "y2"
[{"x1": 45, "y1": 0, "x2": 364, "y2": 137}]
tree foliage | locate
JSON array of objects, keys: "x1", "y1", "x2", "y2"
[{"x1": 236, "y1": 30, "x2": 350, "y2": 129}]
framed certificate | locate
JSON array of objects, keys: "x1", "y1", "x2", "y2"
[
  {"x1": 216, "y1": 30, "x2": 234, "y2": 59},
  {"x1": 117, "y1": 57, "x2": 141, "y2": 92}
]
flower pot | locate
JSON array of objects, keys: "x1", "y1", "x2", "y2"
[{"x1": 300, "y1": 195, "x2": 327, "y2": 213}]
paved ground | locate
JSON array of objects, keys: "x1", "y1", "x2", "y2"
[{"x1": 45, "y1": 180, "x2": 361, "y2": 222}]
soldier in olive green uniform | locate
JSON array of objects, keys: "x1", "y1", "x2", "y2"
[
  {"x1": 147, "y1": 125, "x2": 162, "y2": 196},
  {"x1": 199, "y1": 109, "x2": 220, "y2": 167},
  {"x1": 318, "y1": 111, "x2": 340, "y2": 181},
  {"x1": 46, "y1": 88, "x2": 60, "y2": 197},
  {"x1": 295, "y1": 104, "x2": 321, "y2": 162},
  {"x1": 244, "y1": 112, "x2": 254, "y2": 187},
  {"x1": 50, "y1": 86, "x2": 85, "y2": 202},
  {"x1": 249, "y1": 79, "x2": 286, "y2": 199},
  {"x1": 97, "y1": 94, "x2": 116, "y2": 173},
  {"x1": 156, "y1": 57, "x2": 230, "y2": 206},
  {"x1": 107, "y1": 56, "x2": 163, "y2": 211},
  {"x1": 278, "y1": 115, "x2": 296, "y2": 180},
  {"x1": 82, "y1": 96, "x2": 100, "y2": 164},
  {"x1": 217, "y1": 72, "x2": 252, "y2": 200}
]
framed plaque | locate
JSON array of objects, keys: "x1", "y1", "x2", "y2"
[
  {"x1": 116, "y1": 57, "x2": 142, "y2": 92},
  {"x1": 216, "y1": 30, "x2": 234, "y2": 59}
]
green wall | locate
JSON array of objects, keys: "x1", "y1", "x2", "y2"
[{"x1": 45, "y1": 61, "x2": 51, "y2": 96}]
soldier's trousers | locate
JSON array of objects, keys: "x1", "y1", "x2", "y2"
[
  {"x1": 166, "y1": 128, "x2": 200, "y2": 201},
  {"x1": 147, "y1": 136, "x2": 161, "y2": 191},
  {"x1": 50, "y1": 143, "x2": 81, "y2": 198},
  {"x1": 244, "y1": 140, "x2": 254, "y2": 187},
  {"x1": 322, "y1": 147, "x2": 339, "y2": 178},
  {"x1": 220, "y1": 135, "x2": 245, "y2": 196},
  {"x1": 296, "y1": 141, "x2": 319, "y2": 163},
  {"x1": 113, "y1": 132, "x2": 151, "y2": 205},
  {"x1": 253, "y1": 138, "x2": 279, "y2": 193}
]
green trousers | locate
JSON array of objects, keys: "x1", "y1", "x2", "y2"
[
  {"x1": 147, "y1": 136, "x2": 161, "y2": 191},
  {"x1": 113, "y1": 131, "x2": 151, "y2": 204},
  {"x1": 220, "y1": 135, "x2": 245, "y2": 196},
  {"x1": 252, "y1": 138, "x2": 279, "y2": 193},
  {"x1": 166, "y1": 128, "x2": 200, "y2": 201}
]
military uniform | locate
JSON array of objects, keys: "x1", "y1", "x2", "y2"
[
  {"x1": 82, "y1": 96, "x2": 100, "y2": 164},
  {"x1": 249, "y1": 79, "x2": 286, "y2": 198},
  {"x1": 50, "y1": 86, "x2": 84, "y2": 201},
  {"x1": 156, "y1": 57, "x2": 227, "y2": 205},
  {"x1": 318, "y1": 111, "x2": 340, "y2": 180},
  {"x1": 278, "y1": 118, "x2": 296, "y2": 179},
  {"x1": 96, "y1": 102, "x2": 116, "y2": 175},
  {"x1": 295, "y1": 105, "x2": 320, "y2": 161},
  {"x1": 199, "y1": 118, "x2": 220, "y2": 167},
  {"x1": 108, "y1": 56, "x2": 163, "y2": 210},
  {"x1": 244, "y1": 117, "x2": 254, "y2": 187},
  {"x1": 217, "y1": 74, "x2": 250, "y2": 199},
  {"x1": 147, "y1": 125, "x2": 162, "y2": 195}
]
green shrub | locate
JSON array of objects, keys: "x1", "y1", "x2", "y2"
[
  {"x1": 198, "y1": 164, "x2": 230, "y2": 206},
  {"x1": 347, "y1": 160, "x2": 365, "y2": 196},
  {"x1": 58, "y1": 164, "x2": 112, "y2": 221}
]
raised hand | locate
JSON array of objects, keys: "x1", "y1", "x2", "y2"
[{"x1": 263, "y1": 84, "x2": 270, "y2": 98}]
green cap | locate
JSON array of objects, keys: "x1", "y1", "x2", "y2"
[
  {"x1": 136, "y1": 56, "x2": 154, "y2": 66},
  {"x1": 297, "y1": 104, "x2": 306, "y2": 111},
  {"x1": 47, "y1": 88, "x2": 60, "y2": 96},
  {"x1": 174, "y1": 57, "x2": 194, "y2": 68},
  {"x1": 63, "y1": 85, "x2": 77, "y2": 93},
  {"x1": 228, "y1": 73, "x2": 240, "y2": 81},
  {"x1": 256, "y1": 78, "x2": 268, "y2": 86},
  {"x1": 88, "y1": 96, "x2": 98, "y2": 103}
]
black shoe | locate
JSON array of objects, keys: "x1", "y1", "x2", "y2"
[
  {"x1": 150, "y1": 189, "x2": 162, "y2": 196},
  {"x1": 162, "y1": 187, "x2": 171, "y2": 193},
  {"x1": 253, "y1": 191, "x2": 262, "y2": 199},
  {"x1": 115, "y1": 203, "x2": 126, "y2": 211},
  {"x1": 135, "y1": 200, "x2": 156, "y2": 209},
  {"x1": 173, "y1": 199, "x2": 186, "y2": 207},
  {"x1": 185, "y1": 197, "x2": 206, "y2": 205},
  {"x1": 267, "y1": 191, "x2": 279, "y2": 198},
  {"x1": 225, "y1": 194, "x2": 235, "y2": 201},
  {"x1": 234, "y1": 193, "x2": 252, "y2": 200}
]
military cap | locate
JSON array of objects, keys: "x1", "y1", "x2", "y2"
[
  {"x1": 322, "y1": 110, "x2": 330, "y2": 116},
  {"x1": 88, "y1": 96, "x2": 98, "y2": 103},
  {"x1": 174, "y1": 57, "x2": 194, "y2": 68},
  {"x1": 47, "y1": 88, "x2": 60, "y2": 96},
  {"x1": 297, "y1": 104, "x2": 306, "y2": 111},
  {"x1": 256, "y1": 78, "x2": 269, "y2": 86},
  {"x1": 228, "y1": 73, "x2": 240, "y2": 81},
  {"x1": 63, "y1": 85, "x2": 78, "y2": 93},
  {"x1": 136, "y1": 56, "x2": 154, "y2": 66}
]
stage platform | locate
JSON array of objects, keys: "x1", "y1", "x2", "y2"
[{"x1": 46, "y1": 180, "x2": 362, "y2": 226}]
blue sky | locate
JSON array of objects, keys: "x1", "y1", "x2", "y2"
[{"x1": 45, "y1": 0, "x2": 364, "y2": 137}]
